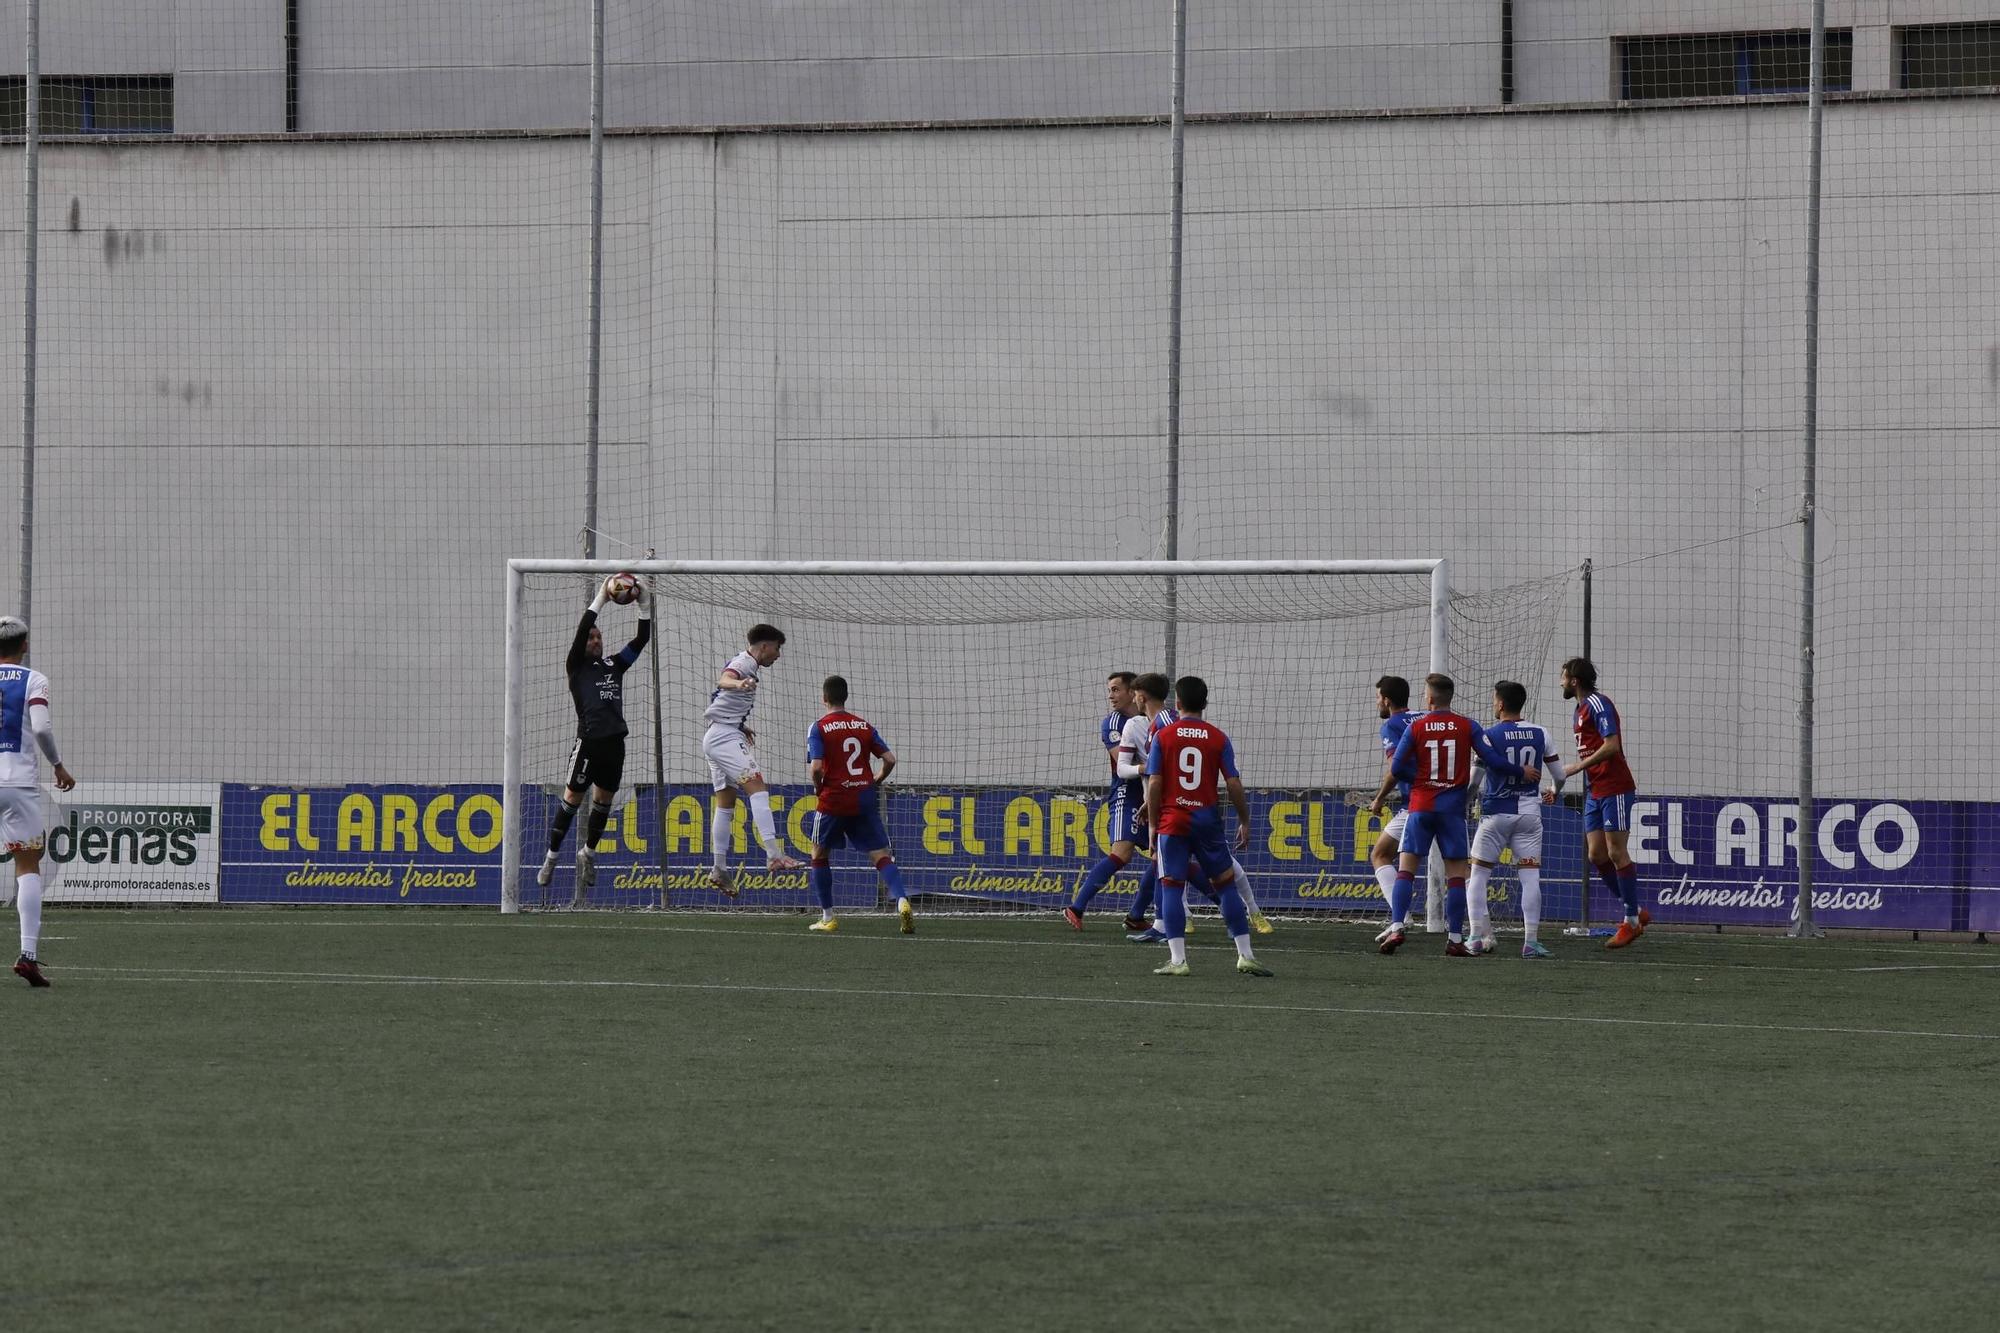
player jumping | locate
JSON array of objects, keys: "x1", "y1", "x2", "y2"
[
  {"x1": 805, "y1": 676, "x2": 912, "y2": 934},
  {"x1": 1064, "y1": 672, "x2": 1142, "y2": 930},
  {"x1": 1562, "y1": 656, "x2": 1648, "y2": 949},
  {"x1": 539, "y1": 576, "x2": 651, "y2": 904},
  {"x1": 1, "y1": 617, "x2": 75, "y2": 988},
  {"x1": 1467, "y1": 681, "x2": 1565, "y2": 958},
  {"x1": 1370, "y1": 673, "x2": 1534, "y2": 957},
  {"x1": 706, "y1": 624, "x2": 806, "y2": 892},
  {"x1": 1143, "y1": 676, "x2": 1271, "y2": 978}
]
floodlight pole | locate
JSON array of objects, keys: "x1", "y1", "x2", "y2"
[
  {"x1": 19, "y1": 0, "x2": 39, "y2": 622},
  {"x1": 1792, "y1": 1, "x2": 1826, "y2": 939},
  {"x1": 1162, "y1": 0, "x2": 1188, "y2": 677},
  {"x1": 582, "y1": 0, "x2": 606, "y2": 562}
]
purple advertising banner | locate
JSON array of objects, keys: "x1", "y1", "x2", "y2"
[{"x1": 219, "y1": 782, "x2": 1985, "y2": 932}]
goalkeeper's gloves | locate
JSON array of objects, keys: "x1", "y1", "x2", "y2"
[{"x1": 638, "y1": 583, "x2": 653, "y2": 618}]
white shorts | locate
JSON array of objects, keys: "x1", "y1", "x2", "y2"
[
  {"x1": 0, "y1": 786, "x2": 46, "y2": 853},
  {"x1": 702, "y1": 725, "x2": 762, "y2": 792},
  {"x1": 1472, "y1": 809, "x2": 1543, "y2": 864},
  {"x1": 1380, "y1": 809, "x2": 1408, "y2": 843}
]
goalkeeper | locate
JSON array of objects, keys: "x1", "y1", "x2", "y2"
[{"x1": 538, "y1": 575, "x2": 652, "y2": 900}]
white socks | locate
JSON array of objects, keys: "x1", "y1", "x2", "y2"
[
  {"x1": 1168, "y1": 937, "x2": 1188, "y2": 965},
  {"x1": 1467, "y1": 864, "x2": 1493, "y2": 939},
  {"x1": 1231, "y1": 861, "x2": 1260, "y2": 914},
  {"x1": 747, "y1": 791, "x2": 782, "y2": 855},
  {"x1": 1374, "y1": 863, "x2": 1397, "y2": 905},
  {"x1": 16, "y1": 871, "x2": 41, "y2": 958},
  {"x1": 710, "y1": 806, "x2": 733, "y2": 870},
  {"x1": 1520, "y1": 867, "x2": 1542, "y2": 943},
  {"x1": 1233, "y1": 933, "x2": 1255, "y2": 962}
]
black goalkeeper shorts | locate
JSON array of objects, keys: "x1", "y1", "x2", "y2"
[{"x1": 565, "y1": 736, "x2": 626, "y2": 794}]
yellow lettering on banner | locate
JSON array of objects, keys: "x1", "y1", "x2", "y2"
[
  {"x1": 422, "y1": 794, "x2": 456, "y2": 853},
  {"x1": 1003, "y1": 796, "x2": 1043, "y2": 857},
  {"x1": 294, "y1": 793, "x2": 321, "y2": 851},
  {"x1": 960, "y1": 797, "x2": 986, "y2": 854},
  {"x1": 1306, "y1": 803, "x2": 1339, "y2": 861},
  {"x1": 1351, "y1": 809, "x2": 1382, "y2": 862},
  {"x1": 260, "y1": 794, "x2": 291, "y2": 852},
  {"x1": 922, "y1": 795, "x2": 955, "y2": 855},
  {"x1": 601, "y1": 803, "x2": 639, "y2": 855},
  {"x1": 1049, "y1": 797, "x2": 1089, "y2": 859},
  {"x1": 1091, "y1": 803, "x2": 1113, "y2": 853},
  {"x1": 336, "y1": 794, "x2": 376, "y2": 853},
  {"x1": 457, "y1": 795, "x2": 503, "y2": 854},
  {"x1": 665, "y1": 795, "x2": 704, "y2": 852},
  {"x1": 380, "y1": 794, "x2": 419, "y2": 853},
  {"x1": 1268, "y1": 801, "x2": 1302, "y2": 861},
  {"x1": 788, "y1": 794, "x2": 817, "y2": 852}
]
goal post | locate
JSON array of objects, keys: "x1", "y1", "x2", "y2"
[{"x1": 501, "y1": 557, "x2": 1568, "y2": 919}]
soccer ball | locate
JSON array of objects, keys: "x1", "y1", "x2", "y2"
[{"x1": 605, "y1": 572, "x2": 641, "y2": 605}]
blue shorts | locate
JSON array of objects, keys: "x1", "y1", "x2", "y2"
[
  {"x1": 1106, "y1": 785, "x2": 1144, "y2": 847},
  {"x1": 1156, "y1": 823, "x2": 1233, "y2": 887},
  {"x1": 1401, "y1": 809, "x2": 1470, "y2": 861},
  {"x1": 812, "y1": 807, "x2": 891, "y2": 855},
  {"x1": 1585, "y1": 793, "x2": 1635, "y2": 833}
]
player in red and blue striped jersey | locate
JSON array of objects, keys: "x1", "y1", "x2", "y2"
[
  {"x1": 804, "y1": 676, "x2": 913, "y2": 935},
  {"x1": 1562, "y1": 656, "x2": 1649, "y2": 949},
  {"x1": 1370, "y1": 673, "x2": 1535, "y2": 956},
  {"x1": 1142, "y1": 676, "x2": 1271, "y2": 978}
]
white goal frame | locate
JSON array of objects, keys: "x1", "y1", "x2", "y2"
[{"x1": 501, "y1": 558, "x2": 1449, "y2": 914}]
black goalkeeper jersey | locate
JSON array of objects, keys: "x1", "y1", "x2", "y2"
[{"x1": 567, "y1": 609, "x2": 650, "y2": 741}]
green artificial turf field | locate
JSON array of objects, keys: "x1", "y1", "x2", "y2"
[{"x1": 4, "y1": 910, "x2": 1996, "y2": 1331}]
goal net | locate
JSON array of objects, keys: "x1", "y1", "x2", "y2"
[{"x1": 502, "y1": 560, "x2": 1570, "y2": 922}]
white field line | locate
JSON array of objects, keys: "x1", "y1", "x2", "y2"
[
  {"x1": 40, "y1": 915, "x2": 1986, "y2": 975},
  {"x1": 50, "y1": 963, "x2": 2000, "y2": 1042},
  {"x1": 55, "y1": 910, "x2": 1996, "y2": 960},
  {"x1": 1846, "y1": 964, "x2": 2000, "y2": 973}
]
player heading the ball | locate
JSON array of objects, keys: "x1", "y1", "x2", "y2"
[
  {"x1": 1371, "y1": 673, "x2": 1535, "y2": 957},
  {"x1": 539, "y1": 575, "x2": 652, "y2": 903},
  {"x1": 804, "y1": 675, "x2": 913, "y2": 934},
  {"x1": 0, "y1": 617, "x2": 76, "y2": 989},
  {"x1": 705, "y1": 624, "x2": 806, "y2": 893},
  {"x1": 1142, "y1": 676, "x2": 1271, "y2": 978}
]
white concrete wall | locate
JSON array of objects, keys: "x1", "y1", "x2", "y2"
[{"x1": 2, "y1": 96, "x2": 1993, "y2": 799}]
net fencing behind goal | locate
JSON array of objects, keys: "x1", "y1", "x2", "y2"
[{"x1": 504, "y1": 560, "x2": 1571, "y2": 923}]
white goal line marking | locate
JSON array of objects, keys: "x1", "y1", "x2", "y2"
[
  {"x1": 1846, "y1": 963, "x2": 2000, "y2": 973},
  {"x1": 55, "y1": 910, "x2": 1999, "y2": 962},
  {"x1": 52, "y1": 964, "x2": 2000, "y2": 1042}
]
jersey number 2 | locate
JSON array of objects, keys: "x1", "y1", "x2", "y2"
[{"x1": 840, "y1": 736, "x2": 868, "y2": 778}]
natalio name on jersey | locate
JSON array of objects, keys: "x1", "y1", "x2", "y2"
[{"x1": 44, "y1": 782, "x2": 222, "y2": 904}]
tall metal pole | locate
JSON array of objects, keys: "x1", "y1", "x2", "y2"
[
  {"x1": 1162, "y1": 0, "x2": 1187, "y2": 677},
  {"x1": 19, "y1": 0, "x2": 40, "y2": 622},
  {"x1": 1791, "y1": 0, "x2": 1826, "y2": 939},
  {"x1": 583, "y1": 0, "x2": 606, "y2": 561},
  {"x1": 1578, "y1": 558, "x2": 1592, "y2": 933}
]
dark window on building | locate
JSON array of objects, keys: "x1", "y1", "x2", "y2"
[
  {"x1": 0, "y1": 76, "x2": 173, "y2": 134},
  {"x1": 1900, "y1": 23, "x2": 2000, "y2": 89},
  {"x1": 1620, "y1": 32, "x2": 1852, "y2": 100}
]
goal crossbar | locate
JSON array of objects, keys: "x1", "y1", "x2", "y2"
[{"x1": 501, "y1": 557, "x2": 1450, "y2": 913}]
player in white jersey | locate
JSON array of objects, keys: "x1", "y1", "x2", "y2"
[
  {"x1": 704, "y1": 623, "x2": 805, "y2": 891},
  {"x1": 1467, "y1": 680, "x2": 1566, "y2": 958},
  {"x1": 0, "y1": 618, "x2": 74, "y2": 987}
]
